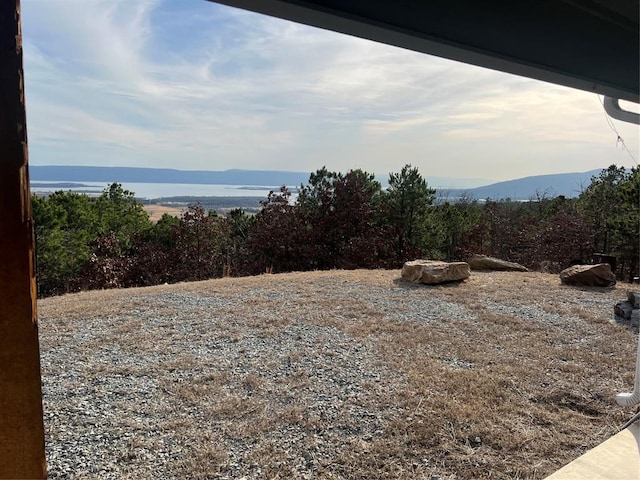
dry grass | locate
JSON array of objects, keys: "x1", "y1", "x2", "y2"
[
  {"x1": 38, "y1": 270, "x2": 639, "y2": 479},
  {"x1": 142, "y1": 204, "x2": 184, "y2": 222}
]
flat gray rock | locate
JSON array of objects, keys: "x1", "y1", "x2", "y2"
[
  {"x1": 627, "y1": 291, "x2": 640, "y2": 308},
  {"x1": 468, "y1": 254, "x2": 528, "y2": 272}
]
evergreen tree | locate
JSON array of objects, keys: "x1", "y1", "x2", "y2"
[
  {"x1": 610, "y1": 166, "x2": 640, "y2": 280},
  {"x1": 174, "y1": 204, "x2": 230, "y2": 281},
  {"x1": 578, "y1": 165, "x2": 628, "y2": 254},
  {"x1": 34, "y1": 191, "x2": 97, "y2": 295},
  {"x1": 94, "y1": 183, "x2": 152, "y2": 249},
  {"x1": 432, "y1": 196, "x2": 481, "y2": 261},
  {"x1": 296, "y1": 167, "x2": 387, "y2": 268},
  {"x1": 384, "y1": 164, "x2": 435, "y2": 262},
  {"x1": 32, "y1": 195, "x2": 68, "y2": 296}
]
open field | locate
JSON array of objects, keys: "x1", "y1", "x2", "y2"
[
  {"x1": 38, "y1": 270, "x2": 639, "y2": 479},
  {"x1": 141, "y1": 196, "x2": 264, "y2": 220},
  {"x1": 142, "y1": 204, "x2": 185, "y2": 222}
]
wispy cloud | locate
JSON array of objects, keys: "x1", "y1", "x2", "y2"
[{"x1": 21, "y1": 0, "x2": 638, "y2": 180}]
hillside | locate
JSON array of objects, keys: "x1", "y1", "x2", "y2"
[
  {"x1": 438, "y1": 169, "x2": 602, "y2": 200},
  {"x1": 38, "y1": 269, "x2": 638, "y2": 479}
]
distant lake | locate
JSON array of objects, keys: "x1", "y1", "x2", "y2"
[{"x1": 30, "y1": 181, "x2": 295, "y2": 200}]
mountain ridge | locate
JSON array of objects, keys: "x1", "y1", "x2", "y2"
[
  {"x1": 29, "y1": 165, "x2": 311, "y2": 187},
  {"x1": 439, "y1": 169, "x2": 602, "y2": 200},
  {"x1": 30, "y1": 165, "x2": 606, "y2": 199}
]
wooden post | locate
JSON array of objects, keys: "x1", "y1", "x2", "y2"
[{"x1": 0, "y1": 0, "x2": 47, "y2": 478}]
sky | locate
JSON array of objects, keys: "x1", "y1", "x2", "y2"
[{"x1": 21, "y1": 0, "x2": 639, "y2": 186}]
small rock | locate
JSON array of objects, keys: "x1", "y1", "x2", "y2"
[
  {"x1": 627, "y1": 291, "x2": 640, "y2": 308},
  {"x1": 615, "y1": 301, "x2": 633, "y2": 320}
]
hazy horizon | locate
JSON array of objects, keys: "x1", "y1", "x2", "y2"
[
  {"x1": 30, "y1": 164, "x2": 609, "y2": 198},
  {"x1": 22, "y1": 1, "x2": 639, "y2": 181}
]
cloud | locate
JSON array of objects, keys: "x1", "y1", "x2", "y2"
[{"x1": 21, "y1": 0, "x2": 639, "y2": 180}]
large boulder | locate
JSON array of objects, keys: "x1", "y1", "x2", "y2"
[
  {"x1": 559, "y1": 263, "x2": 616, "y2": 287},
  {"x1": 401, "y1": 260, "x2": 470, "y2": 285},
  {"x1": 468, "y1": 254, "x2": 528, "y2": 272}
]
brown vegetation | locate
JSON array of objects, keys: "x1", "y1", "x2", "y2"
[{"x1": 39, "y1": 270, "x2": 639, "y2": 479}]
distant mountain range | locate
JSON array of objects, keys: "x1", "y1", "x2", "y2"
[
  {"x1": 30, "y1": 166, "x2": 311, "y2": 187},
  {"x1": 30, "y1": 165, "x2": 605, "y2": 200},
  {"x1": 439, "y1": 169, "x2": 602, "y2": 200}
]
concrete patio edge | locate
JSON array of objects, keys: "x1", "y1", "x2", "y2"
[{"x1": 545, "y1": 420, "x2": 640, "y2": 479}]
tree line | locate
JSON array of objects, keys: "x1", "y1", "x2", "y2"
[{"x1": 32, "y1": 164, "x2": 639, "y2": 297}]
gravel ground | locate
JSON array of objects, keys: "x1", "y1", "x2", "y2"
[{"x1": 37, "y1": 269, "x2": 639, "y2": 479}]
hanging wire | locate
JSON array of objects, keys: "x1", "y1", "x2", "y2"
[
  {"x1": 597, "y1": 96, "x2": 640, "y2": 287},
  {"x1": 597, "y1": 95, "x2": 637, "y2": 165}
]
